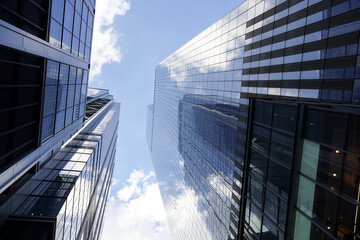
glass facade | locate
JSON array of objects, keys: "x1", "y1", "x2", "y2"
[
  {"x1": 41, "y1": 60, "x2": 87, "y2": 142},
  {"x1": 178, "y1": 95, "x2": 242, "y2": 239},
  {"x1": 0, "y1": 45, "x2": 43, "y2": 170},
  {"x1": 0, "y1": 99, "x2": 119, "y2": 240},
  {"x1": 49, "y1": 0, "x2": 94, "y2": 60},
  {"x1": 0, "y1": 0, "x2": 49, "y2": 39},
  {"x1": 0, "y1": 0, "x2": 114, "y2": 239},
  {"x1": 149, "y1": 0, "x2": 360, "y2": 240},
  {"x1": 294, "y1": 107, "x2": 360, "y2": 240},
  {"x1": 244, "y1": 100, "x2": 297, "y2": 240},
  {"x1": 0, "y1": 0, "x2": 94, "y2": 171}
]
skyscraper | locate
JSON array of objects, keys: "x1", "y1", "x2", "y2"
[
  {"x1": 148, "y1": 0, "x2": 360, "y2": 239},
  {"x1": 0, "y1": 1, "x2": 119, "y2": 239}
]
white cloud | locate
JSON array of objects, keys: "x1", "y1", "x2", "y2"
[
  {"x1": 90, "y1": 0, "x2": 131, "y2": 83},
  {"x1": 101, "y1": 169, "x2": 171, "y2": 240},
  {"x1": 117, "y1": 169, "x2": 155, "y2": 201}
]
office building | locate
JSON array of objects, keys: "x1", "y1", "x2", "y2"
[
  {"x1": 148, "y1": 0, "x2": 360, "y2": 239},
  {"x1": 0, "y1": 88, "x2": 119, "y2": 240},
  {"x1": 0, "y1": 0, "x2": 119, "y2": 239}
]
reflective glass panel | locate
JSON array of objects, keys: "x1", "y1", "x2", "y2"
[
  {"x1": 305, "y1": 109, "x2": 346, "y2": 148},
  {"x1": 269, "y1": 131, "x2": 293, "y2": 168},
  {"x1": 272, "y1": 104, "x2": 296, "y2": 133},
  {"x1": 64, "y1": 0, "x2": 74, "y2": 32},
  {"x1": 341, "y1": 153, "x2": 360, "y2": 201}
]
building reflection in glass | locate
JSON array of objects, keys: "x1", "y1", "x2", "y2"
[
  {"x1": 179, "y1": 94, "x2": 239, "y2": 238},
  {"x1": 152, "y1": 94, "x2": 245, "y2": 239}
]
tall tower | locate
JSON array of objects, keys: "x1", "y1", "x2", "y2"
[
  {"x1": 148, "y1": 1, "x2": 360, "y2": 239},
  {"x1": 0, "y1": 1, "x2": 120, "y2": 239}
]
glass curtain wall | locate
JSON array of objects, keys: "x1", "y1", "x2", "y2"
[
  {"x1": 294, "y1": 108, "x2": 360, "y2": 240},
  {"x1": 41, "y1": 60, "x2": 87, "y2": 142},
  {"x1": 244, "y1": 99, "x2": 297, "y2": 240},
  {"x1": 49, "y1": 0, "x2": 94, "y2": 61}
]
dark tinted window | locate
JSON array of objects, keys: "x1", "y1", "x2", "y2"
[
  {"x1": 347, "y1": 115, "x2": 360, "y2": 154},
  {"x1": 270, "y1": 131, "x2": 293, "y2": 168},
  {"x1": 305, "y1": 109, "x2": 346, "y2": 148},
  {"x1": 253, "y1": 101, "x2": 272, "y2": 125},
  {"x1": 272, "y1": 103, "x2": 297, "y2": 132}
]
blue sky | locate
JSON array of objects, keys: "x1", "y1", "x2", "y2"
[{"x1": 88, "y1": 0, "x2": 242, "y2": 239}]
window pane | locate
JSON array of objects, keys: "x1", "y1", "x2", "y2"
[
  {"x1": 354, "y1": 79, "x2": 360, "y2": 103},
  {"x1": 249, "y1": 175, "x2": 263, "y2": 208},
  {"x1": 49, "y1": 19, "x2": 62, "y2": 48},
  {"x1": 79, "y1": 102, "x2": 85, "y2": 118},
  {"x1": 80, "y1": 84, "x2": 87, "y2": 103},
  {"x1": 73, "y1": 11, "x2": 81, "y2": 38},
  {"x1": 42, "y1": 114, "x2": 55, "y2": 141},
  {"x1": 300, "y1": 140, "x2": 320, "y2": 180},
  {"x1": 43, "y1": 85, "x2": 57, "y2": 117},
  {"x1": 46, "y1": 61, "x2": 59, "y2": 85},
  {"x1": 270, "y1": 131, "x2": 293, "y2": 168},
  {"x1": 356, "y1": 56, "x2": 360, "y2": 78},
  {"x1": 341, "y1": 153, "x2": 360, "y2": 201},
  {"x1": 76, "y1": 68, "x2": 83, "y2": 84},
  {"x1": 55, "y1": 110, "x2": 65, "y2": 133},
  {"x1": 253, "y1": 101, "x2": 271, "y2": 125},
  {"x1": 83, "y1": 70, "x2": 88, "y2": 84},
  {"x1": 88, "y1": 13, "x2": 93, "y2": 29},
  {"x1": 267, "y1": 159, "x2": 290, "y2": 197},
  {"x1": 316, "y1": 146, "x2": 341, "y2": 190},
  {"x1": 296, "y1": 176, "x2": 316, "y2": 218},
  {"x1": 272, "y1": 104, "x2": 296, "y2": 133},
  {"x1": 80, "y1": 19, "x2": 86, "y2": 43},
  {"x1": 75, "y1": 0, "x2": 82, "y2": 13},
  {"x1": 264, "y1": 189, "x2": 278, "y2": 223},
  {"x1": 74, "y1": 84, "x2": 81, "y2": 105},
  {"x1": 64, "y1": 1, "x2": 74, "y2": 31},
  {"x1": 69, "y1": 67, "x2": 76, "y2": 84},
  {"x1": 67, "y1": 85, "x2": 75, "y2": 108},
  {"x1": 337, "y1": 198, "x2": 359, "y2": 239},
  {"x1": 57, "y1": 85, "x2": 68, "y2": 111},
  {"x1": 324, "y1": 68, "x2": 354, "y2": 79},
  {"x1": 297, "y1": 176, "x2": 337, "y2": 233},
  {"x1": 79, "y1": 42, "x2": 85, "y2": 58},
  {"x1": 62, "y1": 29, "x2": 72, "y2": 53},
  {"x1": 249, "y1": 149, "x2": 267, "y2": 177},
  {"x1": 59, "y1": 64, "x2": 69, "y2": 84},
  {"x1": 293, "y1": 211, "x2": 333, "y2": 240},
  {"x1": 262, "y1": 216, "x2": 284, "y2": 240},
  {"x1": 347, "y1": 115, "x2": 360, "y2": 154},
  {"x1": 72, "y1": 36, "x2": 79, "y2": 56},
  {"x1": 293, "y1": 211, "x2": 311, "y2": 240},
  {"x1": 252, "y1": 125, "x2": 270, "y2": 154},
  {"x1": 85, "y1": 46, "x2": 90, "y2": 61},
  {"x1": 305, "y1": 109, "x2": 346, "y2": 148},
  {"x1": 29, "y1": 196, "x2": 66, "y2": 217},
  {"x1": 73, "y1": 104, "x2": 80, "y2": 121},
  {"x1": 249, "y1": 202, "x2": 262, "y2": 239},
  {"x1": 82, "y1": 2, "x2": 88, "y2": 22},
  {"x1": 86, "y1": 26, "x2": 91, "y2": 46},
  {"x1": 65, "y1": 107, "x2": 73, "y2": 126},
  {"x1": 301, "y1": 140, "x2": 342, "y2": 189},
  {"x1": 51, "y1": 0, "x2": 64, "y2": 24}
]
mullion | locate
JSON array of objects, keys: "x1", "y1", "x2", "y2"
[{"x1": 332, "y1": 113, "x2": 349, "y2": 237}]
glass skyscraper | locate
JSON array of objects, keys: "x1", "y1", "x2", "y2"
[
  {"x1": 148, "y1": 0, "x2": 360, "y2": 239},
  {"x1": 0, "y1": 1, "x2": 119, "y2": 239}
]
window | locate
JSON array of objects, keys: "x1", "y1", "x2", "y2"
[
  {"x1": 0, "y1": 0, "x2": 49, "y2": 39},
  {"x1": 304, "y1": 109, "x2": 346, "y2": 148},
  {"x1": 294, "y1": 107, "x2": 360, "y2": 240},
  {"x1": 64, "y1": 0, "x2": 74, "y2": 32},
  {"x1": 270, "y1": 132, "x2": 293, "y2": 168},
  {"x1": 41, "y1": 60, "x2": 87, "y2": 141}
]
